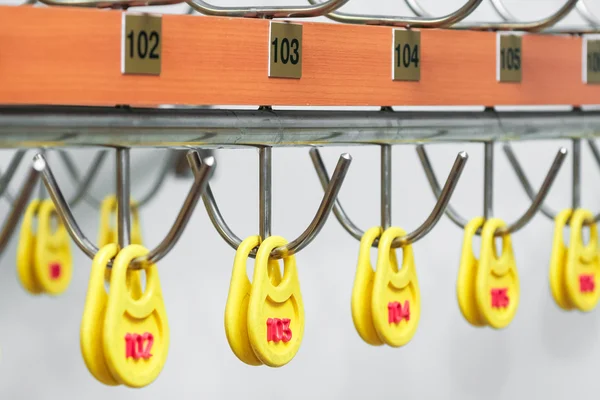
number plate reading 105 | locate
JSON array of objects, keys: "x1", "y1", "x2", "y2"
[
  {"x1": 392, "y1": 29, "x2": 420, "y2": 81},
  {"x1": 497, "y1": 33, "x2": 522, "y2": 83},
  {"x1": 583, "y1": 37, "x2": 600, "y2": 84},
  {"x1": 121, "y1": 14, "x2": 162, "y2": 76},
  {"x1": 268, "y1": 21, "x2": 302, "y2": 79}
]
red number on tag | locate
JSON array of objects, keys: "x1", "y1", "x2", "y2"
[
  {"x1": 580, "y1": 274, "x2": 595, "y2": 293},
  {"x1": 49, "y1": 262, "x2": 61, "y2": 279},
  {"x1": 387, "y1": 301, "x2": 410, "y2": 324},
  {"x1": 266, "y1": 318, "x2": 292, "y2": 343},
  {"x1": 491, "y1": 288, "x2": 509, "y2": 308},
  {"x1": 125, "y1": 332, "x2": 154, "y2": 360}
]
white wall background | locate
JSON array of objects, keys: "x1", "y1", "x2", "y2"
[{"x1": 1, "y1": 0, "x2": 600, "y2": 399}]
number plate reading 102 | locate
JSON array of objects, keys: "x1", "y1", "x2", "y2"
[
  {"x1": 497, "y1": 33, "x2": 522, "y2": 83},
  {"x1": 392, "y1": 29, "x2": 420, "y2": 81},
  {"x1": 121, "y1": 14, "x2": 162, "y2": 76},
  {"x1": 268, "y1": 21, "x2": 302, "y2": 79},
  {"x1": 583, "y1": 37, "x2": 600, "y2": 84}
]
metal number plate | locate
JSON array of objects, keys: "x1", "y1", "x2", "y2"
[
  {"x1": 583, "y1": 37, "x2": 600, "y2": 84},
  {"x1": 497, "y1": 33, "x2": 522, "y2": 83},
  {"x1": 268, "y1": 22, "x2": 302, "y2": 79},
  {"x1": 121, "y1": 14, "x2": 162, "y2": 76},
  {"x1": 392, "y1": 29, "x2": 420, "y2": 81}
]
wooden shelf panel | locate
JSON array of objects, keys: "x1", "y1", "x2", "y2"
[{"x1": 0, "y1": 6, "x2": 599, "y2": 107}]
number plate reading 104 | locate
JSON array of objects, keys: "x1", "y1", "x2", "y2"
[
  {"x1": 121, "y1": 14, "x2": 162, "y2": 76},
  {"x1": 268, "y1": 21, "x2": 302, "y2": 79},
  {"x1": 583, "y1": 38, "x2": 600, "y2": 84},
  {"x1": 497, "y1": 33, "x2": 522, "y2": 83},
  {"x1": 392, "y1": 29, "x2": 420, "y2": 81}
]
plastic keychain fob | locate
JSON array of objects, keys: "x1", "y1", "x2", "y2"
[
  {"x1": 34, "y1": 199, "x2": 72, "y2": 295},
  {"x1": 81, "y1": 243, "x2": 121, "y2": 386},
  {"x1": 103, "y1": 245, "x2": 169, "y2": 388},
  {"x1": 371, "y1": 227, "x2": 421, "y2": 347},
  {"x1": 564, "y1": 209, "x2": 600, "y2": 312},
  {"x1": 476, "y1": 218, "x2": 520, "y2": 329},
  {"x1": 17, "y1": 200, "x2": 42, "y2": 294},
  {"x1": 549, "y1": 209, "x2": 575, "y2": 310},
  {"x1": 351, "y1": 226, "x2": 384, "y2": 346},
  {"x1": 247, "y1": 236, "x2": 304, "y2": 367},
  {"x1": 457, "y1": 217, "x2": 487, "y2": 327}
]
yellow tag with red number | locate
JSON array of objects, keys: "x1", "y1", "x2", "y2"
[
  {"x1": 247, "y1": 236, "x2": 304, "y2": 367},
  {"x1": 98, "y1": 195, "x2": 143, "y2": 248},
  {"x1": 564, "y1": 209, "x2": 600, "y2": 312},
  {"x1": 17, "y1": 200, "x2": 42, "y2": 295},
  {"x1": 103, "y1": 245, "x2": 169, "y2": 388},
  {"x1": 81, "y1": 243, "x2": 120, "y2": 386},
  {"x1": 371, "y1": 227, "x2": 420, "y2": 348},
  {"x1": 351, "y1": 226, "x2": 384, "y2": 346},
  {"x1": 34, "y1": 199, "x2": 72, "y2": 296},
  {"x1": 476, "y1": 218, "x2": 519, "y2": 329},
  {"x1": 549, "y1": 209, "x2": 574, "y2": 310},
  {"x1": 457, "y1": 217, "x2": 486, "y2": 327},
  {"x1": 225, "y1": 236, "x2": 284, "y2": 366}
]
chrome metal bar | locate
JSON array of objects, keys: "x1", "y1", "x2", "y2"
[
  {"x1": 187, "y1": 0, "x2": 349, "y2": 18},
  {"x1": 33, "y1": 153, "x2": 99, "y2": 259},
  {"x1": 0, "y1": 167, "x2": 39, "y2": 254},
  {"x1": 116, "y1": 148, "x2": 131, "y2": 249},
  {"x1": 132, "y1": 151, "x2": 216, "y2": 267},
  {"x1": 381, "y1": 145, "x2": 392, "y2": 230},
  {"x1": 484, "y1": 142, "x2": 494, "y2": 219},
  {"x1": 309, "y1": 0, "x2": 482, "y2": 27},
  {"x1": 259, "y1": 147, "x2": 272, "y2": 239},
  {"x1": 572, "y1": 138, "x2": 581, "y2": 210},
  {"x1": 502, "y1": 144, "x2": 557, "y2": 220},
  {"x1": 2, "y1": 106, "x2": 599, "y2": 147}
]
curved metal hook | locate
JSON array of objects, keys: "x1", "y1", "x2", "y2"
[
  {"x1": 34, "y1": 150, "x2": 215, "y2": 268},
  {"x1": 189, "y1": 150, "x2": 352, "y2": 259},
  {"x1": 577, "y1": 0, "x2": 600, "y2": 26},
  {"x1": 463, "y1": 0, "x2": 578, "y2": 32},
  {"x1": 416, "y1": 144, "x2": 567, "y2": 236},
  {"x1": 310, "y1": 147, "x2": 468, "y2": 248},
  {"x1": 0, "y1": 150, "x2": 27, "y2": 203},
  {"x1": 187, "y1": 0, "x2": 349, "y2": 18},
  {"x1": 0, "y1": 166, "x2": 40, "y2": 255},
  {"x1": 308, "y1": 0, "x2": 482, "y2": 27},
  {"x1": 502, "y1": 143, "x2": 558, "y2": 221}
]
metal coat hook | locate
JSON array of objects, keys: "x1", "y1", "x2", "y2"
[
  {"x1": 307, "y1": 0, "x2": 482, "y2": 27},
  {"x1": 310, "y1": 145, "x2": 468, "y2": 248},
  {"x1": 187, "y1": 0, "x2": 349, "y2": 18},
  {"x1": 33, "y1": 149, "x2": 215, "y2": 268},
  {"x1": 417, "y1": 143, "x2": 567, "y2": 236},
  {"x1": 577, "y1": 0, "x2": 600, "y2": 26},
  {"x1": 405, "y1": 0, "x2": 577, "y2": 31},
  {"x1": 505, "y1": 139, "x2": 600, "y2": 224},
  {"x1": 0, "y1": 150, "x2": 27, "y2": 204},
  {"x1": 188, "y1": 148, "x2": 352, "y2": 259}
]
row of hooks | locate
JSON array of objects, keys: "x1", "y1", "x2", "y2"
[
  {"x1": 1, "y1": 137, "x2": 597, "y2": 269},
  {"x1": 18, "y1": 0, "x2": 600, "y2": 33}
]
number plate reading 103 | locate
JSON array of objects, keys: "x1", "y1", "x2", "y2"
[
  {"x1": 497, "y1": 33, "x2": 522, "y2": 83},
  {"x1": 268, "y1": 21, "x2": 302, "y2": 79},
  {"x1": 121, "y1": 14, "x2": 162, "y2": 76},
  {"x1": 583, "y1": 37, "x2": 600, "y2": 84},
  {"x1": 392, "y1": 29, "x2": 420, "y2": 81}
]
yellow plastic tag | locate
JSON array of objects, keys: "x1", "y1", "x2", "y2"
[
  {"x1": 564, "y1": 209, "x2": 600, "y2": 312},
  {"x1": 247, "y1": 236, "x2": 304, "y2": 367},
  {"x1": 104, "y1": 245, "x2": 169, "y2": 388},
  {"x1": 34, "y1": 199, "x2": 72, "y2": 296},
  {"x1": 351, "y1": 226, "x2": 384, "y2": 346},
  {"x1": 371, "y1": 227, "x2": 420, "y2": 348},
  {"x1": 549, "y1": 209, "x2": 574, "y2": 310},
  {"x1": 98, "y1": 195, "x2": 143, "y2": 248},
  {"x1": 457, "y1": 217, "x2": 486, "y2": 327},
  {"x1": 476, "y1": 218, "x2": 519, "y2": 329},
  {"x1": 17, "y1": 200, "x2": 42, "y2": 294},
  {"x1": 81, "y1": 243, "x2": 120, "y2": 386}
]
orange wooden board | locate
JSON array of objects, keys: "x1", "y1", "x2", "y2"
[{"x1": 0, "y1": 6, "x2": 599, "y2": 107}]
